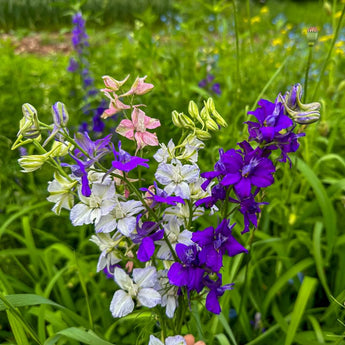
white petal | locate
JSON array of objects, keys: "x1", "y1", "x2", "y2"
[
  {"x1": 166, "y1": 336, "x2": 186, "y2": 345},
  {"x1": 178, "y1": 230, "x2": 193, "y2": 245},
  {"x1": 95, "y1": 214, "x2": 117, "y2": 233},
  {"x1": 155, "y1": 164, "x2": 174, "y2": 185},
  {"x1": 165, "y1": 296, "x2": 177, "y2": 318},
  {"x1": 110, "y1": 290, "x2": 134, "y2": 318},
  {"x1": 166, "y1": 335, "x2": 186, "y2": 345},
  {"x1": 157, "y1": 243, "x2": 173, "y2": 260},
  {"x1": 148, "y1": 335, "x2": 164, "y2": 345},
  {"x1": 174, "y1": 182, "x2": 190, "y2": 199},
  {"x1": 117, "y1": 217, "x2": 136, "y2": 237},
  {"x1": 70, "y1": 204, "x2": 93, "y2": 226},
  {"x1": 114, "y1": 267, "x2": 133, "y2": 290},
  {"x1": 164, "y1": 182, "x2": 177, "y2": 196},
  {"x1": 137, "y1": 288, "x2": 161, "y2": 308},
  {"x1": 181, "y1": 164, "x2": 199, "y2": 183},
  {"x1": 133, "y1": 267, "x2": 157, "y2": 288}
]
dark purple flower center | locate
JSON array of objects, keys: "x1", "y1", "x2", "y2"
[{"x1": 242, "y1": 158, "x2": 259, "y2": 177}]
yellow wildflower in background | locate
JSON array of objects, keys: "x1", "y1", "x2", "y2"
[
  {"x1": 272, "y1": 38, "x2": 283, "y2": 46},
  {"x1": 251, "y1": 16, "x2": 260, "y2": 24},
  {"x1": 260, "y1": 6, "x2": 269, "y2": 15},
  {"x1": 319, "y1": 34, "x2": 334, "y2": 42}
]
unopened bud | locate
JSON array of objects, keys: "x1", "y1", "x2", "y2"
[
  {"x1": 188, "y1": 100, "x2": 205, "y2": 126},
  {"x1": 205, "y1": 117, "x2": 219, "y2": 131},
  {"x1": 172, "y1": 110, "x2": 183, "y2": 128},
  {"x1": 280, "y1": 83, "x2": 321, "y2": 124},
  {"x1": 307, "y1": 27, "x2": 318, "y2": 46},
  {"x1": 18, "y1": 154, "x2": 49, "y2": 173},
  {"x1": 194, "y1": 128, "x2": 212, "y2": 140},
  {"x1": 206, "y1": 98, "x2": 228, "y2": 127},
  {"x1": 18, "y1": 103, "x2": 41, "y2": 139},
  {"x1": 52, "y1": 102, "x2": 69, "y2": 128},
  {"x1": 180, "y1": 113, "x2": 195, "y2": 129}
]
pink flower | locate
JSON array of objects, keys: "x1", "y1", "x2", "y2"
[
  {"x1": 101, "y1": 91, "x2": 130, "y2": 119},
  {"x1": 121, "y1": 76, "x2": 154, "y2": 97},
  {"x1": 102, "y1": 74, "x2": 130, "y2": 91},
  {"x1": 116, "y1": 107, "x2": 160, "y2": 151}
]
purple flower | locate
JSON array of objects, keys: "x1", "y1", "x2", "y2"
[
  {"x1": 111, "y1": 141, "x2": 149, "y2": 172},
  {"x1": 229, "y1": 191, "x2": 268, "y2": 234},
  {"x1": 195, "y1": 184, "x2": 226, "y2": 208},
  {"x1": 167, "y1": 244, "x2": 205, "y2": 292},
  {"x1": 201, "y1": 143, "x2": 275, "y2": 197},
  {"x1": 204, "y1": 274, "x2": 234, "y2": 314},
  {"x1": 74, "y1": 132, "x2": 112, "y2": 160},
  {"x1": 211, "y1": 83, "x2": 221, "y2": 95},
  {"x1": 67, "y1": 57, "x2": 78, "y2": 72},
  {"x1": 140, "y1": 182, "x2": 185, "y2": 207},
  {"x1": 131, "y1": 216, "x2": 164, "y2": 262},
  {"x1": 192, "y1": 219, "x2": 248, "y2": 272},
  {"x1": 246, "y1": 99, "x2": 293, "y2": 143}
]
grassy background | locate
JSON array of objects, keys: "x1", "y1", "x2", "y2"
[{"x1": 1, "y1": 0, "x2": 345, "y2": 344}]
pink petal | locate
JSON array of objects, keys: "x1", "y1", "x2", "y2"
[
  {"x1": 144, "y1": 115, "x2": 160, "y2": 129},
  {"x1": 116, "y1": 120, "x2": 135, "y2": 139},
  {"x1": 140, "y1": 132, "x2": 159, "y2": 146}
]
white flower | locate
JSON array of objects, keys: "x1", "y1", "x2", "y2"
[
  {"x1": 157, "y1": 217, "x2": 193, "y2": 260},
  {"x1": 95, "y1": 199, "x2": 144, "y2": 236},
  {"x1": 90, "y1": 233, "x2": 122, "y2": 272},
  {"x1": 164, "y1": 203, "x2": 204, "y2": 228},
  {"x1": 156, "y1": 269, "x2": 179, "y2": 318},
  {"x1": 47, "y1": 172, "x2": 77, "y2": 214},
  {"x1": 148, "y1": 335, "x2": 186, "y2": 345},
  {"x1": 110, "y1": 267, "x2": 161, "y2": 318},
  {"x1": 70, "y1": 182, "x2": 116, "y2": 226},
  {"x1": 155, "y1": 160, "x2": 199, "y2": 199},
  {"x1": 153, "y1": 139, "x2": 176, "y2": 163}
]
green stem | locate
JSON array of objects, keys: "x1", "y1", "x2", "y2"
[
  {"x1": 303, "y1": 45, "x2": 313, "y2": 103},
  {"x1": 246, "y1": 0, "x2": 254, "y2": 53},
  {"x1": 312, "y1": 4, "x2": 345, "y2": 99},
  {"x1": 231, "y1": 0, "x2": 241, "y2": 86}
]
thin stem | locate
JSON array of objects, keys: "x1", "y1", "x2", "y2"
[
  {"x1": 303, "y1": 45, "x2": 314, "y2": 103},
  {"x1": 231, "y1": 0, "x2": 241, "y2": 86},
  {"x1": 312, "y1": 4, "x2": 345, "y2": 99}
]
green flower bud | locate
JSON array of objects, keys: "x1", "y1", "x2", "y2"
[
  {"x1": 180, "y1": 113, "x2": 195, "y2": 129},
  {"x1": 205, "y1": 98, "x2": 228, "y2": 127},
  {"x1": 188, "y1": 100, "x2": 205, "y2": 127},
  {"x1": 18, "y1": 103, "x2": 41, "y2": 139},
  {"x1": 205, "y1": 117, "x2": 219, "y2": 131},
  {"x1": 307, "y1": 27, "x2": 318, "y2": 46},
  {"x1": 18, "y1": 154, "x2": 49, "y2": 173},
  {"x1": 194, "y1": 128, "x2": 212, "y2": 140},
  {"x1": 172, "y1": 110, "x2": 183, "y2": 128}
]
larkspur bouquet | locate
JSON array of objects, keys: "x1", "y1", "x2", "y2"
[{"x1": 12, "y1": 75, "x2": 320, "y2": 344}]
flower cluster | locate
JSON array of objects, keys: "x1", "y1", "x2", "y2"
[
  {"x1": 12, "y1": 77, "x2": 320, "y2": 342},
  {"x1": 67, "y1": 12, "x2": 106, "y2": 133}
]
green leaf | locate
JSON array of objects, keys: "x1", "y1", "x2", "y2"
[
  {"x1": 0, "y1": 294, "x2": 62, "y2": 311},
  {"x1": 44, "y1": 327, "x2": 115, "y2": 345},
  {"x1": 284, "y1": 276, "x2": 318, "y2": 345},
  {"x1": 297, "y1": 159, "x2": 337, "y2": 260}
]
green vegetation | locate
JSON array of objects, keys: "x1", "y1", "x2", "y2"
[{"x1": 1, "y1": 0, "x2": 345, "y2": 344}]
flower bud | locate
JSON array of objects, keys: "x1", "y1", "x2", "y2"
[
  {"x1": 49, "y1": 141, "x2": 73, "y2": 157},
  {"x1": 194, "y1": 128, "x2": 212, "y2": 140},
  {"x1": 52, "y1": 102, "x2": 69, "y2": 128},
  {"x1": 205, "y1": 117, "x2": 219, "y2": 131},
  {"x1": 172, "y1": 110, "x2": 183, "y2": 128},
  {"x1": 307, "y1": 26, "x2": 318, "y2": 46},
  {"x1": 206, "y1": 98, "x2": 228, "y2": 127},
  {"x1": 279, "y1": 84, "x2": 321, "y2": 124},
  {"x1": 18, "y1": 103, "x2": 41, "y2": 139},
  {"x1": 18, "y1": 154, "x2": 49, "y2": 173},
  {"x1": 188, "y1": 100, "x2": 205, "y2": 126}
]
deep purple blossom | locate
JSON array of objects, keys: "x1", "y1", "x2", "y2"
[
  {"x1": 131, "y1": 216, "x2": 164, "y2": 262},
  {"x1": 203, "y1": 275, "x2": 234, "y2": 314},
  {"x1": 74, "y1": 132, "x2": 112, "y2": 160},
  {"x1": 229, "y1": 191, "x2": 267, "y2": 234},
  {"x1": 246, "y1": 99, "x2": 293, "y2": 143},
  {"x1": 167, "y1": 244, "x2": 205, "y2": 292},
  {"x1": 111, "y1": 141, "x2": 149, "y2": 172},
  {"x1": 67, "y1": 57, "x2": 78, "y2": 72},
  {"x1": 201, "y1": 143, "x2": 275, "y2": 197},
  {"x1": 195, "y1": 184, "x2": 226, "y2": 208},
  {"x1": 192, "y1": 219, "x2": 248, "y2": 272}
]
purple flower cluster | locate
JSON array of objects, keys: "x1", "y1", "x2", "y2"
[
  {"x1": 68, "y1": 12, "x2": 107, "y2": 134},
  {"x1": 198, "y1": 74, "x2": 221, "y2": 95}
]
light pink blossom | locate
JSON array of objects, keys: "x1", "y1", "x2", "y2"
[
  {"x1": 121, "y1": 76, "x2": 154, "y2": 97},
  {"x1": 101, "y1": 91, "x2": 130, "y2": 119},
  {"x1": 116, "y1": 107, "x2": 160, "y2": 151},
  {"x1": 102, "y1": 74, "x2": 130, "y2": 91}
]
